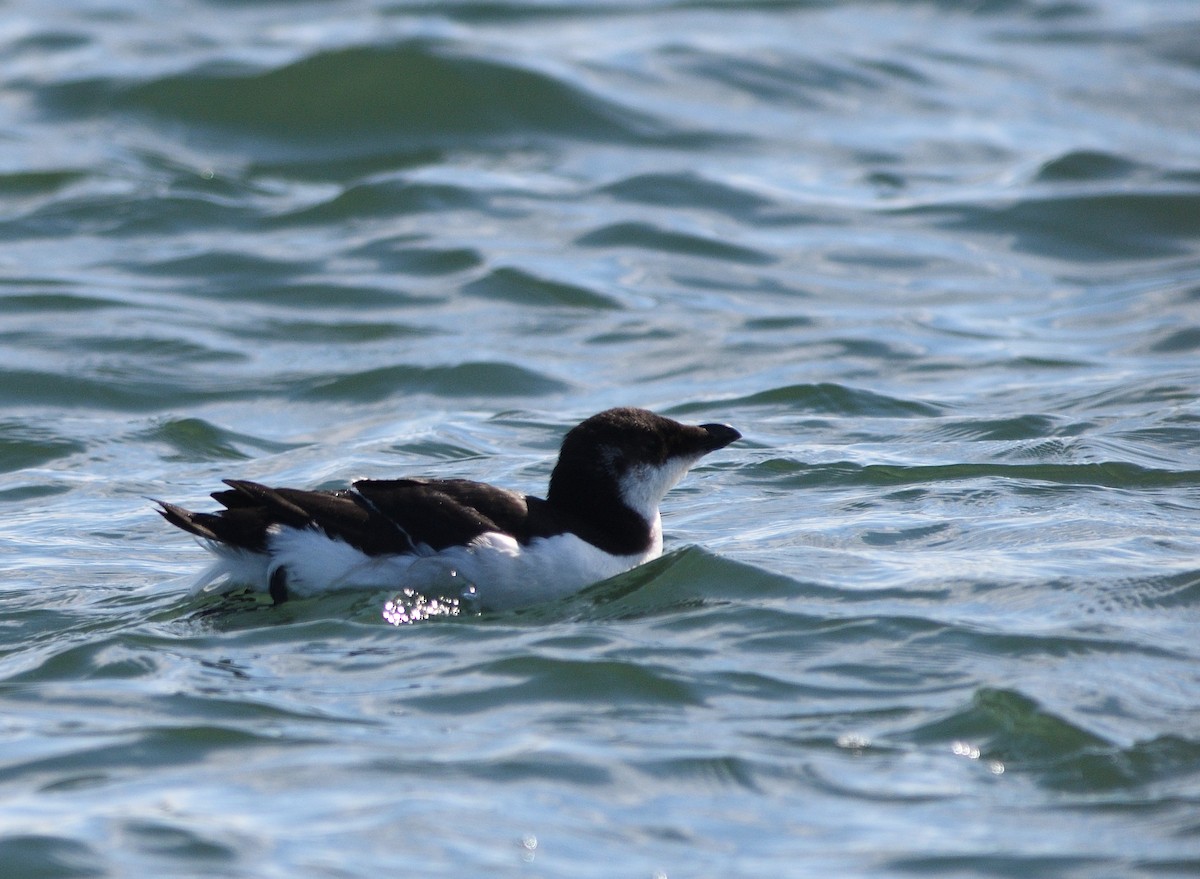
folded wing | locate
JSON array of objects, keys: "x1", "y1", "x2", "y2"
[
  {"x1": 352, "y1": 478, "x2": 532, "y2": 550},
  {"x1": 156, "y1": 477, "x2": 537, "y2": 558}
]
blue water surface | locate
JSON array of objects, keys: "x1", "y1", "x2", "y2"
[{"x1": 2, "y1": 0, "x2": 1199, "y2": 876}]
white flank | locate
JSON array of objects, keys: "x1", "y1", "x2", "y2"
[
  {"x1": 187, "y1": 543, "x2": 270, "y2": 595},
  {"x1": 187, "y1": 523, "x2": 661, "y2": 610},
  {"x1": 422, "y1": 530, "x2": 661, "y2": 609},
  {"x1": 266, "y1": 525, "x2": 421, "y2": 598}
]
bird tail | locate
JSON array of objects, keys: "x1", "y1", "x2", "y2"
[{"x1": 152, "y1": 496, "x2": 272, "y2": 594}]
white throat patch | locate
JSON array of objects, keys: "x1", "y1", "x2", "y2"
[{"x1": 616, "y1": 455, "x2": 701, "y2": 522}]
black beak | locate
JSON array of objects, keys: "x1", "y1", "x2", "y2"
[{"x1": 698, "y1": 422, "x2": 742, "y2": 452}]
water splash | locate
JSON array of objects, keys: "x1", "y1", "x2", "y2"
[
  {"x1": 380, "y1": 570, "x2": 482, "y2": 625},
  {"x1": 381, "y1": 588, "x2": 462, "y2": 626}
]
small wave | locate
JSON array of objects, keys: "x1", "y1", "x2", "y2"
[
  {"x1": 1145, "y1": 325, "x2": 1200, "y2": 354},
  {"x1": 0, "y1": 422, "x2": 85, "y2": 473},
  {"x1": 634, "y1": 754, "x2": 761, "y2": 792},
  {"x1": 904, "y1": 190, "x2": 1200, "y2": 261},
  {"x1": 575, "y1": 220, "x2": 775, "y2": 265},
  {"x1": 138, "y1": 417, "x2": 300, "y2": 464},
  {"x1": 5, "y1": 189, "x2": 257, "y2": 241},
  {"x1": 270, "y1": 178, "x2": 489, "y2": 227},
  {"x1": 131, "y1": 249, "x2": 313, "y2": 285},
  {"x1": 224, "y1": 318, "x2": 427, "y2": 344},
  {"x1": 298, "y1": 361, "x2": 569, "y2": 402},
  {"x1": 39, "y1": 41, "x2": 679, "y2": 163},
  {"x1": 407, "y1": 653, "x2": 702, "y2": 715},
  {"x1": 0, "y1": 836, "x2": 103, "y2": 879},
  {"x1": 930, "y1": 413, "x2": 1062, "y2": 442},
  {"x1": 574, "y1": 546, "x2": 798, "y2": 618},
  {"x1": 0, "y1": 288, "x2": 124, "y2": 313},
  {"x1": 1089, "y1": 570, "x2": 1200, "y2": 612},
  {"x1": 907, "y1": 687, "x2": 1200, "y2": 792},
  {"x1": 122, "y1": 251, "x2": 409, "y2": 306},
  {"x1": 0, "y1": 366, "x2": 253, "y2": 412},
  {"x1": 713, "y1": 383, "x2": 941, "y2": 417},
  {"x1": 599, "y1": 171, "x2": 773, "y2": 220},
  {"x1": 672, "y1": 45, "x2": 894, "y2": 111},
  {"x1": 0, "y1": 168, "x2": 86, "y2": 197},
  {"x1": 241, "y1": 281, "x2": 416, "y2": 309},
  {"x1": 1033, "y1": 149, "x2": 1148, "y2": 183},
  {"x1": 348, "y1": 237, "x2": 484, "y2": 277},
  {"x1": 461, "y1": 266, "x2": 622, "y2": 309},
  {"x1": 743, "y1": 458, "x2": 1200, "y2": 490}
]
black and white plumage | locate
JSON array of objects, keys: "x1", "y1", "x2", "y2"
[{"x1": 156, "y1": 408, "x2": 741, "y2": 609}]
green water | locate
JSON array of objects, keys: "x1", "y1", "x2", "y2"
[{"x1": 2, "y1": 0, "x2": 1199, "y2": 876}]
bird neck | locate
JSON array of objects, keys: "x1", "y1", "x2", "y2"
[{"x1": 547, "y1": 466, "x2": 655, "y2": 556}]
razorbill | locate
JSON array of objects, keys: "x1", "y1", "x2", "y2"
[{"x1": 156, "y1": 407, "x2": 740, "y2": 610}]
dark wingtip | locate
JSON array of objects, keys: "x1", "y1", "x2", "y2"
[
  {"x1": 698, "y1": 422, "x2": 741, "y2": 452},
  {"x1": 153, "y1": 497, "x2": 220, "y2": 541},
  {"x1": 222, "y1": 478, "x2": 262, "y2": 495}
]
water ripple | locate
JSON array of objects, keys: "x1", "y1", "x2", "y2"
[
  {"x1": 907, "y1": 687, "x2": 1200, "y2": 793},
  {"x1": 0, "y1": 423, "x2": 85, "y2": 473},
  {"x1": 138, "y1": 418, "x2": 300, "y2": 463},
  {"x1": 710, "y1": 383, "x2": 942, "y2": 417},
  {"x1": 297, "y1": 361, "x2": 570, "y2": 402},
  {"x1": 4, "y1": 0, "x2": 1200, "y2": 875},
  {"x1": 905, "y1": 191, "x2": 1200, "y2": 261},
  {"x1": 575, "y1": 221, "x2": 776, "y2": 265},
  {"x1": 35, "y1": 41, "x2": 687, "y2": 172},
  {"x1": 462, "y1": 266, "x2": 623, "y2": 309},
  {"x1": 743, "y1": 458, "x2": 1200, "y2": 490}
]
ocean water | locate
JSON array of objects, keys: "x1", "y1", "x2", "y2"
[{"x1": 3, "y1": 0, "x2": 1200, "y2": 876}]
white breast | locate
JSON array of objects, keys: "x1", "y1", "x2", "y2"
[{"x1": 416, "y1": 524, "x2": 663, "y2": 610}]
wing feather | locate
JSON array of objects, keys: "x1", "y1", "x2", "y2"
[{"x1": 352, "y1": 478, "x2": 531, "y2": 550}]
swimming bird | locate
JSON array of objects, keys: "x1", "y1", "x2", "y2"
[{"x1": 156, "y1": 407, "x2": 740, "y2": 609}]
